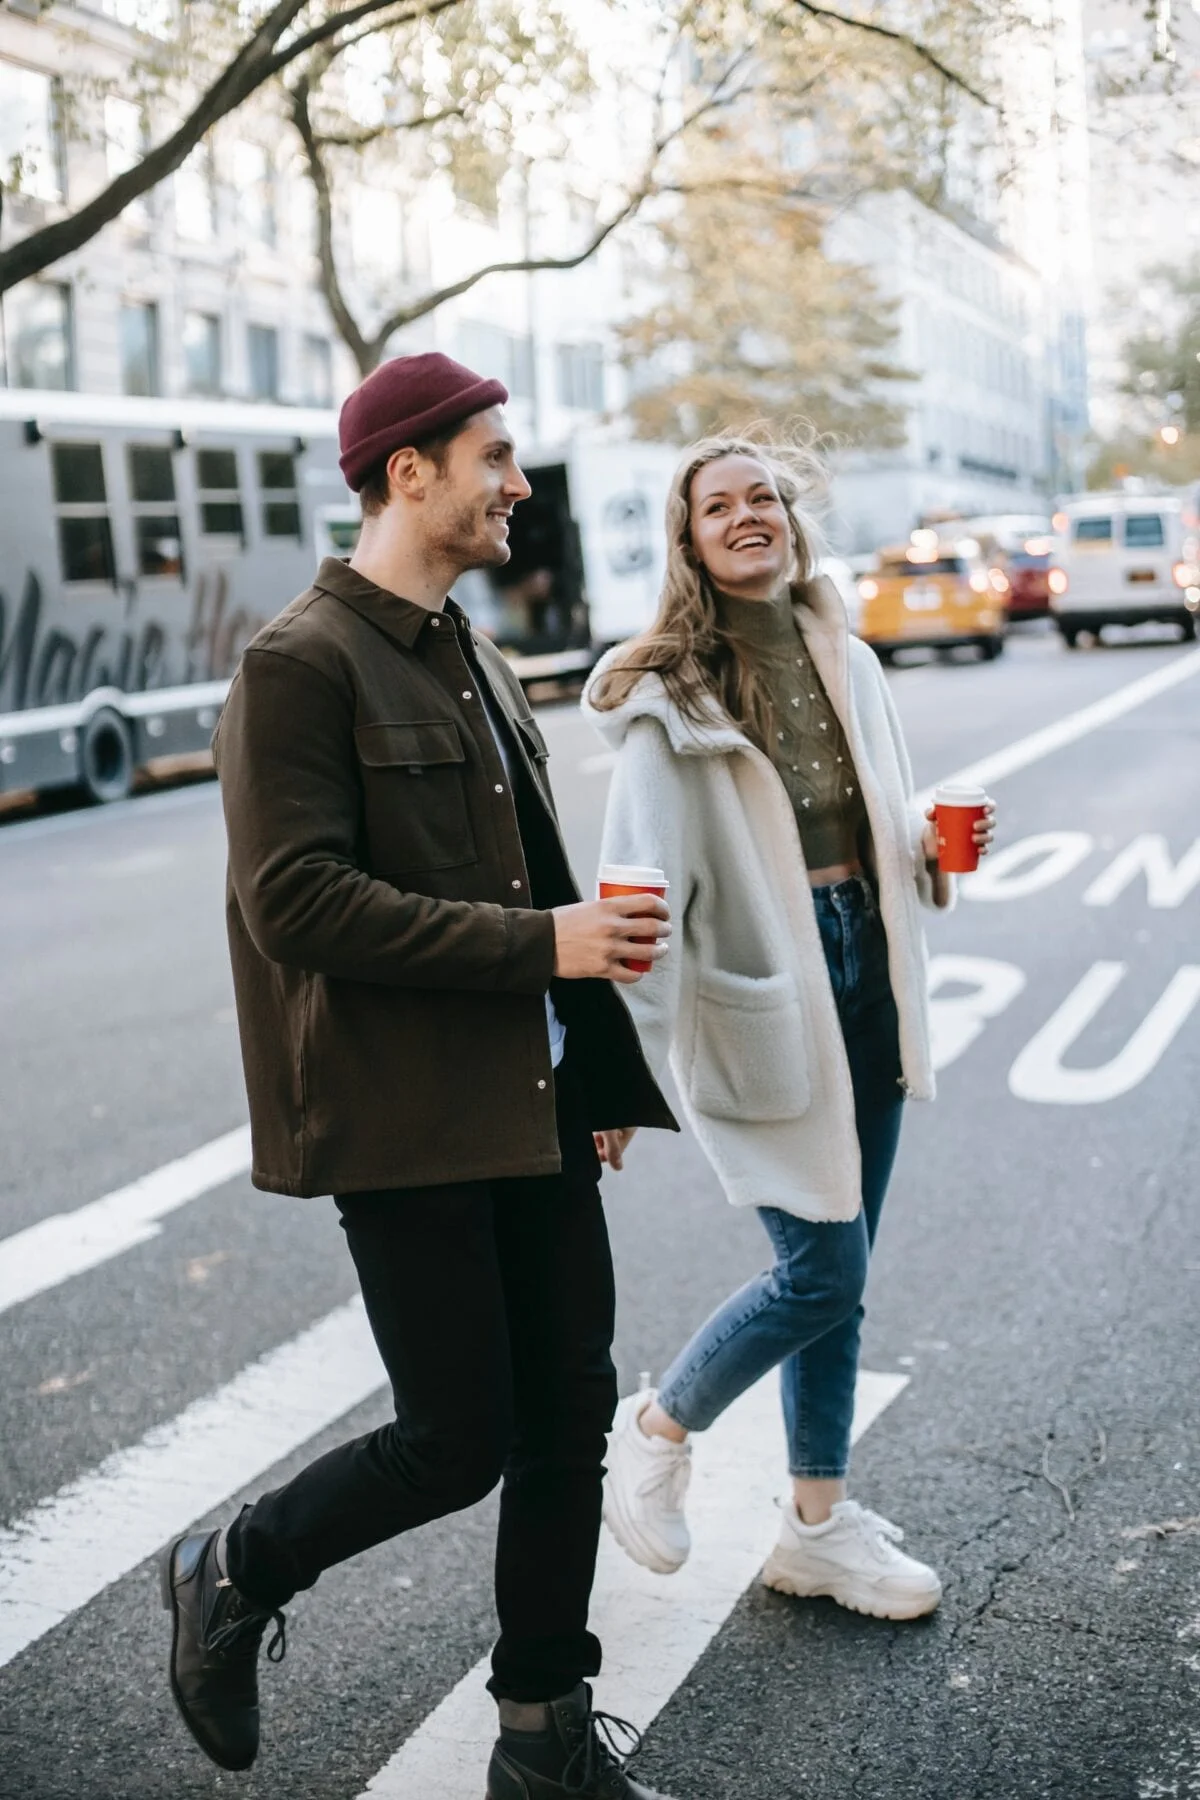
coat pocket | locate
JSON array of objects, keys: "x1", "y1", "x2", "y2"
[
  {"x1": 354, "y1": 719, "x2": 477, "y2": 874},
  {"x1": 688, "y1": 967, "x2": 811, "y2": 1122}
]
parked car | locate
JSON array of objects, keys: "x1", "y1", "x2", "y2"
[
  {"x1": 1049, "y1": 493, "x2": 1200, "y2": 646},
  {"x1": 952, "y1": 513, "x2": 1054, "y2": 620},
  {"x1": 854, "y1": 531, "x2": 1008, "y2": 662}
]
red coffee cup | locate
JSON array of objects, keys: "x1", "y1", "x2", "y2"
[
  {"x1": 597, "y1": 862, "x2": 668, "y2": 973},
  {"x1": 934, "y1": 782, "x2": 990, "y2": 873}
]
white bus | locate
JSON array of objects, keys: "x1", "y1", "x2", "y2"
[{"x1": 0, "y1": 391, "x2": 679, "y2": 803}]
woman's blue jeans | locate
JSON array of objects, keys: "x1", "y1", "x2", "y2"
[{"x1": 657, "y1": 874, "x2": 904, "y2": 1478}]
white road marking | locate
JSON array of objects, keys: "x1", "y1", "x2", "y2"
[
  {"x1": 1008, "y1": 961, "x2": 1200, "y2": 1105},
  {"x1": 0, "y1": 1126, "x2": 251, "y2": 1319},
  {"x1": 0, "y1": 1297, "x2": 381, "y2": 1669},
  {"x1": 1082, "y1": 834, "x2": 1200, "y2": 909},
  {"x1": 961, "y1": 831, "x2": 1095, "y2": 901},
  {"x1": 913, "y1": 645, "x2": 1200, "y2": 808},
  {"x1": 359, "y1": 1369, "x2": 907, "y2": 1799},
  {"x1": 927, "y1": 954, "x2": 1027, "y2": 1071}
]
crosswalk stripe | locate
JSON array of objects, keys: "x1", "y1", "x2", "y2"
[
  {"x1": 0, "y1": 1126, "x2": 251, "y2": 1319},
  {"x1": 0, "y1": 1297, "x2": 382, "y2": 1669},
  {"x1": 359, "y1": 1369, "x2": 908, "y2": 1798}
]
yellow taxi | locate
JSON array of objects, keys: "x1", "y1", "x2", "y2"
[{"x1": 855, "y1": 530, "x2": 1008, "y2": 663}]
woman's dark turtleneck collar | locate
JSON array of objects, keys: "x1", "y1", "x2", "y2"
[{"x1": 711, "y1": 582, "x2": 798, "y2": 649}]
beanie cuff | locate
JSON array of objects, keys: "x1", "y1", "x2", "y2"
[{"x1": 339, "y1": 375, "x2": 508, "y2": 489}]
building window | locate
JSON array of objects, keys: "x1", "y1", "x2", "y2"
[
  {"x1": 127, "y1": 444, "x2": 184, "y2": 577},
  {"x1": 196, "y1": 448, "x2": 244, "y2": 540},
  {"x1": 247, "y1": 324, "x2": 279, "y2": 401},
  {"x1": 555, "y1": 341, "x2": 604, "y2": 412},
  {"x1": 299, "y1": 334, "x2": 332, "y2": 407},
  {"x1": 0, "y1": 61, "x2": 64, "y2": 203},
  {"x1": 121, "y1": 301, "x2": 160, "y2": 396},
  {"x1": 52, "y1": 442, "x2": 116, "y2": 584},
  {"x1": 175, "y1": 143, "x2": 217, "y2": 243},
  {"x1": 183, "y1": 311, "x2": 221, "y2": 395},
  {"x1": 2, "y1": 281, "x2": 74, "y2": 389},
  {"x1": 234, "y1": 141, "x2": 277, "y2": 248},
  {"x1": 457, "y1": 320, "x2": 534, "y2": 401},
  {"x1": 105, "y1": 95, "x2": 149, "y2": 228},
  {"x1": 258, "y1": 449, "x2": 301, "y2": 539}
]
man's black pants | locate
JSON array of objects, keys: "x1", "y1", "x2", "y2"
[{"x1": 225, "y1": 1058, "x2": 617, "y2": 1701}]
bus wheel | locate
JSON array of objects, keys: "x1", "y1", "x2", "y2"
[{"x1": 79, "y1": 708, "x2": 135, "y2": 804}]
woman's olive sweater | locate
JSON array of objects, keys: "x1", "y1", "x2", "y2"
[{"x1": 715, "y1": 586, "x2": 867, "y2": 871}]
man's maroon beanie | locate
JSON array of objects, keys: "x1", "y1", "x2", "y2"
[{"x1": 338, "y1": 352, "x2": 509, "y2": 491}]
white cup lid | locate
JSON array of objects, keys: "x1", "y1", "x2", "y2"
[
  {"x1": 598, "y1": 862, "x2": 667, "y2": 886},
  {"x1": 934, "y1": 782, "x2": 989, "y2": 807}
]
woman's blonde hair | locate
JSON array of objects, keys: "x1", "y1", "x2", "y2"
[{"x1": 589, "y1": 429, "x2": 827, "y2": 752}]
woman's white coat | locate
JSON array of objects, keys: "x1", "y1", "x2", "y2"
[{"x1": 582, "y1": 575, "x2": 949, "y2": 1224}]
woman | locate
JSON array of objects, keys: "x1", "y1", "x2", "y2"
[{"x1": 583, "y1": 434, "x2": 994, "y2": 1622}]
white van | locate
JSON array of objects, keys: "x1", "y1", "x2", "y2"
[{"x1": 1049, "y1": 493, "x2": 1200, "y2": 647}]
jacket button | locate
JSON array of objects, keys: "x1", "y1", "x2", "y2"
[
  {"x1": 462, "y1": 689, "x2": 473, "y2": 700},
  {"x1": 511, "y1": 878, "x2": 522, "y2": 890},
  {"x1": 495, "y1": 783, "x2": 504, "y2": 794},
  {"x1": 537, "y1": 1079, "x2": 547, "y2": 1090},
  {"x1": 429, "y1": 617, "x2": 440, "y2": 627}
]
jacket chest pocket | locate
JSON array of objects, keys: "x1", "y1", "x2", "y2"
[{"x1": 355, "y1": 719, "x2": 477, "y2": 874}]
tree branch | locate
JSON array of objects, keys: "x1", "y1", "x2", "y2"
[
  {"x1": 288, "y1": 74, "x2": 374, "y2": 376},
  {"x1": 360, "y1": 63, "x2": 748, "y2": 362},
  {"x1": 790, "y1": 1, "x2": 993, "y2": 108},
  {"x1": 0, "y1": 0, "x2": 463, "y2": 295},
  {"x1": 315, "y1": 104, "x2": 465, "y2": 149}
]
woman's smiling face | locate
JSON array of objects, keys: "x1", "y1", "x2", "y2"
[{"x1": 688, "y1": 454, "x2": 791, "y2": 599}]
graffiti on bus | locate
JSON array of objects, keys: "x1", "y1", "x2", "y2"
[{"x1": 0, "y1": 566, "x2": 266, "y2": 712}]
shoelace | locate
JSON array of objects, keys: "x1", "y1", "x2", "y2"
[
  {"x1": 636, "y1": 1446, "x2": 691, "y2": 1512},
  {"x1": 561, "y1": 1708, "x2": 644, "y2": 1795},
  {"x1": 848, "y1": 1505, "x2": 905, "y2": 1558},
  {"x1": 208, "y1": 1589, "x2": 288, "y2": 1665}
]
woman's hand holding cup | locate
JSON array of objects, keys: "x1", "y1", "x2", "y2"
[{"x1": 921, "y1": 785, "x2": 996, "y2": 872}]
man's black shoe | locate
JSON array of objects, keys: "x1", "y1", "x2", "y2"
[
  {"x1": 487, "y1": 1682, "x2": 679, "y2": 1798},
  {"x1": 161, "y1": 1528, "x2": 286, "y2": 1771}
]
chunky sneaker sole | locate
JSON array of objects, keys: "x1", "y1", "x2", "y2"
[
  {"x1": 761, "y1": 1546, "x2": 941, "y2": 1620},
  {"x1": 602, "y1": 1391, "x2": 691, "y2": 1577}
]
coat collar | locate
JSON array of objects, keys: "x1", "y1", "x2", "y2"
[
  {"x1": 312, "y1": 556, "x2": 445, "y2": 650},
  {"x1": 583, "y1": 574, "x2": 852, "y2": 757}
]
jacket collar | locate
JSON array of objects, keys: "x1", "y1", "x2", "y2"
[
  {"x1": 312, "y1": 556, "x2": 444, "y2": 649},
  {"x1": 583, "y1": 574, "x2": 851, "y2": 757}
]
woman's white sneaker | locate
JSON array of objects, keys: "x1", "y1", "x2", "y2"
[
  {"x1": 761, "y1": 1498, "x2": 942, "y2": 1620},
  {"x1": 602, "y1": 1389, "x2": 692, "y2": 1575}
]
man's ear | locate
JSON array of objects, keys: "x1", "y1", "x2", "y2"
[{"x1": 386, "y1": 445, "x2": 424, "y2": 501}]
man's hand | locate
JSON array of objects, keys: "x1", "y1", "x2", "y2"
[
  {"x1": 551, "y1": 895, "x2": 670, "y2": 983},
  {"x1": 595, "y1": 1127, "x2": 638, "y2": 1171}
]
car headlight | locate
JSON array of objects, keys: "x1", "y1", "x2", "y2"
[
  {"x1": 857, "y1": 578, "x2": 879, "y2": 601},
  {"x1": 1173, "y1": 561, "x2": 1200, "y2": 589},
  {"x1": 1047, "y1": 568, "x2": 1069, "y2": 595}
]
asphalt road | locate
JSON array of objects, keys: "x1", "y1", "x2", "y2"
[{"x1": 1, "y1": 623, "x2": 1199, "y2": 1800}]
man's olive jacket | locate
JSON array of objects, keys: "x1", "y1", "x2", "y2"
[{"x1": 213, "y1": 557, "x2": 676, "y2": 1197}]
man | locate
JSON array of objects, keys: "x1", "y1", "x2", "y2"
[{"x1": 162, "y1": 353, "x2": 680, "y2": 1800}]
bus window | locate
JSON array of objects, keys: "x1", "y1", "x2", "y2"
[
  {"x1": 258, "y1": 449, "x2": 301, "y2": 540},
  {"x1": 128, "y1": 443, "x2": 184, "y2": 578},
  {"x1": 1124, "y1": 513, "x2": 1165, "y2": 549},
  {"x1": 52, "y1": 442, "x2": 117, "y2": 584},
  {"x1": 197, "y1": 448, "x2": 245, "y2": 541}
]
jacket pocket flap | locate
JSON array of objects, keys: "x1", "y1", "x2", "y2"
[
  {"x1": 696, "y1": 967, "x2": 797, "y2": 1012},
  {"x1": 355, "y1": 720, "x2": 465, "y2": 768}
]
